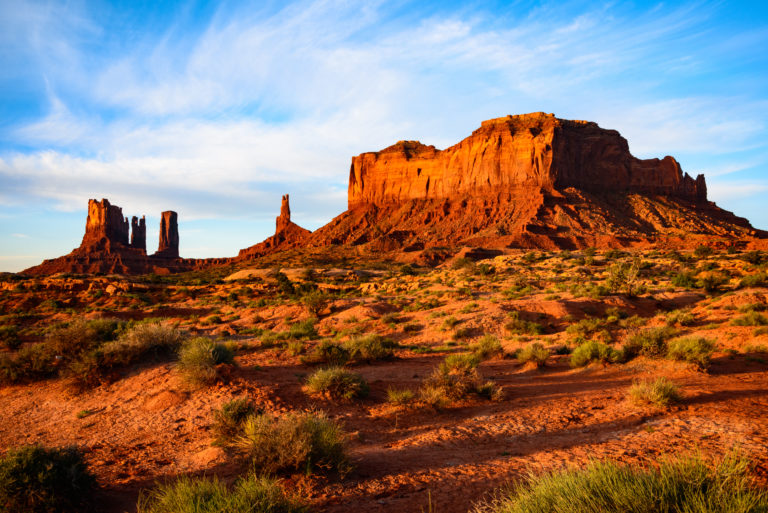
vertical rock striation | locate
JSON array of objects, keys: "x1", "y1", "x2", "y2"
[
  {"x1": 130, "y1": 216, "x2": 146, "y2": 251},
  {"x1": 156, "y1": 211, "x2": 179, "y2": 258}
]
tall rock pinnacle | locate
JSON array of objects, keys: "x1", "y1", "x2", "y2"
[{"x1": 156, "y1": 211, "x2": 179, "y2": 258}]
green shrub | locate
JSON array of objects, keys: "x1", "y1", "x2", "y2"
[
  {"x1": 605, "y1": 258, "x2": 642, "y2": 297},
  {"x1": 665, "y1": 309, "x2": 695, "y2": 326},
  {"x1": 671, "y1": 270, "x2": 697, "y2": 289},
  {"x1": 46, "y1": 318, "x2": 124, "y2": 356},
  {"x1": 472, "y1": 453, "x2": 766, "y2": 513},
  {"x1": 101, "y1": 323, "x2": 185, "y2": 367},
  {"x1": 0, "y1": 325, "x2": 20, "y2": 350},
  {"x1": 516, "y1": 343, "x2": 550, "y2": 367},
  {"x1": 0, "y1": 343, "x2": 57, "y2": 383},
  {"x1": 137, "y1": 473, "x2": 306, "y2": 513},
  {"x1": 178, "y1": 337, "x2": 235, "y2": 385},
  {"x1": 212, "y1": 398, "x2": 258, "y2": 446},
  {"x1": 739, "y1": 272, "x2": 768, "y2": 289},
  {"x1": 741, "y1": 250, "x2": 764, "y2": 265},
  {"x1": 387, "y1": 388, "x2": 415, "y2": 406},
  {"x1": 667, "y1": 337, "x2": 715, "y2": 368},
  {"x1": 305, "y1": 367, "x2": 369, "y2": 400},
  {"x1": 0, "y1": 445, "x2": 95, "y2": 513},
  {"x1": 471, "y1": 335, "x2": 503, "y2": 360},
  {"x1": 303, "y1": 340, "x2": 350, "y2": 366},
  {"x1": 505, "y1": 312, "x2": 544, "y2": 335},
  {"x1": 442, "y1": 316, "x2": 461, "y2": 330},
  {"x1": 697, "y1": 271, "x2": 729, "y2": 293},
  {"x1": 732, "y1": 311, "x2": 768, "y2": 326},
  {"x1": 569, "y1": 340, "x2": 621, "y2": 367},
  {"x1": 236, "y1": 411, "x2": 349, "y2": 475},
  {"x1": 694, "y1": 245, "x2": 714, "y2": 258},
  {"x1": 421, "y1": 353, "x2": 485, "y2": 403},
  {"x1": 302, "y1": 290, "x2": 327, "y2": 316},
  {"x1": 343, "y1": 334, "x2": 397, "y2": 362},
  {"x1": 622, "y1": 327, "x2": 676, "y2": 360},
  {"x1": 629, "y1": 377, "x2": 682, "y2": 407}
]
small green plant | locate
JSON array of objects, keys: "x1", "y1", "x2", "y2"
[
  {"x1": 236, "y1": 411, "x2": 349, "y2": 475},
  {"x1": 442, "y1": 316, "x2": 461, "y2": 330},
  {"x1": 137, "y1": 473, "x2": 306, "y2": 513},
  {"x1": 622, "y1": 326, "x2": 676, "y2": 360},
  {"x1": 343, "y1": 334, "x2": 398, "y2": 362},
  {"x1": 697, "y1": 271, "x2": 729, "y2": 293},
  {"x1": 471, "y1": 335, "x2": 503, "y2": 360},
  {"x1": 605, "y1": 258, "x2": 642, "y2": 297},
  {"x1": 305, "y1": 367, "x2": 369, "y2": 400},
  {"x1": 671, "y1": 270, "x2": 698, "y2": 289},
  {"x1": 505, "y1": 312, "x2": 544, "y2": 335},
  {"x1": 569, "y1": 340, "x2": 621, "y2": 367},
  {"x1": 302, "y1": 290, "x2": 327, "y2": 316},
  {"x1": 178, "y1": 337, "x2": 235, "y2": 385},
  {"x1": 732, "y1": 311, "x2": 768, "y2": 326},
  {"x1": 667, "y1": 337, "x2": 715, "y2": 368},
  {"x1": 212, "y1": 398, "x2": 257, "y2": 446},
  {"x1": 471, "y1": 452, "x2": 766, "y2": 513},
  {"x1": 420, "y1": 353, "x2": 491, "y2": 405},
  {"x1": 387, "y1": 387, "x2": 415, "y2": 406},
  {"x1": 516, "y1": 343, "x2": 550, "y2": 367},
  {"x1": 0, "y1": 325, "x2": 20, "y2": 350},
  {"x1": 0, "y1": 445, "x2": 95, "y2": 513},
  {"x1": 628, "y1": 377, "x2": 682, "y2": 407},
  {"x1": 665, "y1": 309, "x2": 695, "y2": 326},
  {"x1": 739, "y1": 272, "x2": 768, "y2": 289},
  {"x1": 303, "y1": 340, "x2": 350, "y2": 366}
]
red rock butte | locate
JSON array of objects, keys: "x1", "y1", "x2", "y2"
[{"x1": 22, "y1": 113, "x2": 767, "y2": 275}]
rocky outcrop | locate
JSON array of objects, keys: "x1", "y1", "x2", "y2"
[
  {"x1": 130, "y1": 216, "x2": 146, "y2": 251},
  {"x1": 155, "y1": 211, "x2": 179, "y2": 258},
  {"x1": 82, "y1": 199, "x2": 131, "y2": 248},
  {"x1": 238, "y1": 194, "x2": 312, "y2": 260},
  {"x1": 348, "y1": 113, "x2": 707, "y2": 208}
]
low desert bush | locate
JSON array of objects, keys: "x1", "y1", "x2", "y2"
[
  {"x1": 665, "y1": 309, "x2": 695, "y2": 327},
  {"x1": 0, "y1": 325, "x2": 20, "y2": 350},
  {"x1": 236, "y1": 411, "x2": 349, "y2": 475},
  {"x1": 628, "y1": 377, "x2": 682, "y2": 407},
  {"x1": 697, "y1": 271, "x2": 729, "y2": 293},
  {"x1": 212, "y1": 397, "x2": 258, "y2": 446},
  {"x1": 420, "y1": 353, "x2": 499, "y2": 405},
  {"x1": 622, "y1": 326, "x2": 676, "y2": 360},
  {"x1": 516, "y1": 343, "x2": 550, "y2": 367},
  {"x1": 671, "y1": 270, "x2": 698, "y2": 289},
  {"x1": 305, "y1": 367, "x2": 369, "y2": 400},
  {"x1": 343, "y1": 334, "x2": 398, "y2": 362},
  {"x1": 739, "y1": 272, "x2": 768, "y2": 289},
  {"x1": 471, "y1": 335, "x2": 504, "y2": 360},
  {"x1": 387, "y1": 387, "x2": 415, "y2": 406},
  {"x1": 731, "y1": 311, "x2": 768, "y2": 326},
  {"x1": 0, "y1": 445, "x2": 95, "y2": 513},
  {"x1": 302, "y1": 340, "x2": 350, "y2": 366},
  {"x1": 177, "y1": 337, "x2": 235, "y2": 385},
  {"x1": 101, "y1": 323, "x2": 185, "y2": 367},
  {"x1": 505, "y1": 312, "x2": 544, "y2": 335},
  {"x1": 46, "y1": 318, "x2": 125, "y2": 356},
  {"x1": 666, "y1": 337, "x2": 715, "y2": 368},
  {"x1": 137, "y1": 473, "x2": 306, "y2": 513},
  {"x1": 569, "y1": 340, "x2": 621, "y2": 367},
  {"x1": 0, "y1": 342, "x2": 57, "y2": 383},
  {"x1": 472, "y1": 453, "x2": 767, "y2": 513}
]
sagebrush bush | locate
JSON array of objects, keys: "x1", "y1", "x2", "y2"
[
  {"x1": 302, "y1": 340, "x2": 350, "y2": 366},
  {"x1": 472, "y1": 453, "x2": 767, "y2": 513},
  {"x1": 101, "y1": 323, "x2": 185, "y2": 367},
  {"x1": 0, "y1": 445, "x2": 95, "y2": 513},
  {"x1": 343, "y1": 334, "x2": 397, "y2": 362},
  {"x1": 46, "y1": 318, "x2": 124, "y2": 356},
  {"x1": 178, "y1": 337, "x2": 235, "y2": 385},
  {"x1": 622, "y1": 326, "x2": 676, "y2": 360},
  {"x1": 137, "y1": 473, "x2": 306, "y2": 513},
  {"x1": 236, "y1": 411, "x2": 349, "y2": 475},
  {"x1": 472, "y1": 335, "x2": 504, "y2": 360},
  {"x1": 387, "y1": 387, "x2": 415, "y2": 405},
  {"x1": 666, "y1": 337, "x2": 715, "y2": 368},
  {"x1": 305, "y1": 367, "x2": 369, "y2": 400},
  {"x1": 739, "y1": 272, "x2": 768, "y2": 289},
  {"x1": 0, "y1": 325, "x2": 20, "y2": 350},
  {"x1": 0, "y1": 342, "x2": 57, "y2": 383},
  {"x1": 212, "y1": 397, "x2": 258, "y2": 446},
  {"x1": 732, "y1": 311, "x2": 768, "y2": 327},
  {"x1": 629, "y1": 377, "x2": 682, "y2": 407},
  {"x1": 665, "y1": 309, "x2": 695, "y2": 326},
  {"x1": 516, "y1": 343, "x2": 550, "y2": 367},
  {"x1": 420, "y1": 353, "x2": 497, "y2": 405},
  {"x1": 569, "y1": 340, "x2": 621, "y2": 367},
  {"x1": 505, "y1": 312, "x2": 544, "y2": 335}
]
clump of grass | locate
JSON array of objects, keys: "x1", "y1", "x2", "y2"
[
  {"x1": 305, "y1": 367, "x2": 369, "y2": 400},
  {"x1": 137, "y1": 473, "x2": 306, "y2": 513},
  {"x1": 0, "y1": 325, "x2": 20, "y2": 350},
  {"x1": 471, "y1": 335, "x2": 503, "y2": 360},
  {"x1": 0, "y1": 445, "x2": 95, "y2": 513},
  {"x1": 505, "y1": 312, "x2": 544, "y2": 335},
  {"x1": 739, "y1": 272, "x2": 768, "y2": 289},
  {"x1": 472, "y1": 453, "x2": 766, "y2": 513},
  {"x1": 387, "y1": 387, "x2": 415, "y2": 406},
  {"x1": 665, "y1": 309, "x2": 695, "y2": 327},
  {"x1": 731, "y1": 311, "x2": 768, "y2": 326},
  {"x1": 516, "y1": 343, "x2": 550, "y2": 367},
  {"x1": 0, "y1": 343, "x2": 57, "y2": 383},
  {"x1": 622, "y1": 326, "x2": 676, "y2": 360},
  {"x1": 236, "y1": 411, "x2": 349, "y2": 475},
  {"x1": 420, "y1": 353, "x2": 499, "y2": 406},
  {"x1": 177, "y1": 337, "x2": 235, "y2": 385},
  {"x1": 101, "y1": 323, "x2": 185, "y2": 367},
  {"x1": 442, "y1": 316, "x2": 461, "y2": 330},
  {"x1": 628, "y1": 377, "x2": 682, "y2": 407},
  {"x1": 302, "y1": 340, "x2": 350, "y2": 366},
  {"x1": 569, "y1": 340, "x2": 621, "y2": 367},
  {"x1": 667, "y1": 337, "x2": 716, "y2": 368},
  {"x1": 212, "y1": 398, "x2": 258, "y2": 446},
  {"x1": 343, "y1": 334, "x2": 398, "y2": 362}
]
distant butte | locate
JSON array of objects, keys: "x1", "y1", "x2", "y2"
[{"x1": 22, "y1": 113, "x2": 768, "y2": 276}]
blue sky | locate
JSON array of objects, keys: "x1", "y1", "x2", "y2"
[{"x1": 1, "y1": 0, "x2": 767, "y2": 272}]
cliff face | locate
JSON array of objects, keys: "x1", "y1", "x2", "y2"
[
  {"x1": 155, "y1": 211, "x2": 179, "y2": 258},
  {"x1": 82, "y1": 199, "x2": 131, "y2": 248},
  {"x1": 348, "y1": 113, "x2": 706, "y2": 208}
]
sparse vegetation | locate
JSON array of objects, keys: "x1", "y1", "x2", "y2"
[
  {"x1": 629, "y1": 377, "x2": 682, "y2": 407},
  {"x1": 137, "y1": 473, "x2": 306, "y2": 513},
  {"x1": 570, "y1": 340, "x2": 621, "y2": 367},
  {"x1": 666, "y1": 337, "x2": 715, "y2": 368},
  {"x1": 305, "y1": 367, "x2": 369, "y2": 400},
  {"x1": 212, "y1": 398, "x2": 258, "y2": 446},
  {"x1": 177, "y1": 337, "x2": 235, "y2": 385},
  {"x1": 236, "y1": 411, "x2": 349, "y2": 475},
  {"x1": 516, "y1": 343, "x2": 550, "y2": 367},
  {"x1": 343, "y1": 334, "x2": 398, "y2": 362},
  {"x1": 0, "y1": 445, "x2": 95, "y2": 513}
]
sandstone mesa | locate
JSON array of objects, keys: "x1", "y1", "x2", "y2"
[{"x1": 22, "y1": 113, "x2": 766, "y2": 276}]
